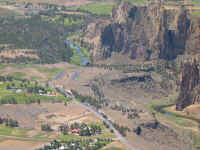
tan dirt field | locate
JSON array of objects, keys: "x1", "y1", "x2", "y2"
[
  {"x1": 184, "y1": 104, "x2": 200, "y2": 118},
  {"x1": 102, "y1": 141, "x2": 129, "y2": 150},
  {"x1": 0, "y1": 139, "x2": 47, "y2": 150},
  {"x1": 0, "y1": 102, "x2": 101, "y2": 149},
  {"x1": 0, "y1": 62, "x2": 77, "y2": 81},
  {"x1": 0, "y1": 49, "x2": 39, "y2": 59},
  {"x1": 0, "y1": 102, "x2": 99, "y2": 129}
]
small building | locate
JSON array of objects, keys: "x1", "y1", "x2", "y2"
[
  {"x1": 59, "y1": 146, "x2": 65, "y2": 150},
  {"x1": 71, "y1": 129, "x2": 80, "y2": 134},
  {"x1": 16, "y1": 89, "x2": 23, "y2": 93}
]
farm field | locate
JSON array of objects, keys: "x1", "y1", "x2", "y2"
[
  {"x1": 102, "y1": 141, "x2": 129, "y2": 150},
  {"x1": 78, "y1": 2, "x2": 116, "y2": 15},
  {"x1": 0, "y1": 140, "x2": 47, "y2": 150},
  {"x1": 0, "y1": 102, "x2": 115, "y2": 150},
  {"x1": 0, "y1": 63, "x2": 77, "y2": 81},
  {"x1": 0, "y1": 76, "x2": 70, "y2": 104}
]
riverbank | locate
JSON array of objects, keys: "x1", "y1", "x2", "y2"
[
  {"x1": 65, "y1": 40, "x2": 89, "y2": 66},
  {"x1": 149, "y1": 98, "x2": 200, "y2": 150}
]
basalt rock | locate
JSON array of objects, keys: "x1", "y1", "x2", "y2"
[
  {"x1": 176, "y1": 60, "x2": 200, "y2": 110},
  {"x1": 85, "y1": 1, "x2": 200, "y2": 63}
]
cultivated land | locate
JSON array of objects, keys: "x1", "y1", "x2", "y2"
[
  {"x1": 0, "y1": 0, "x2": 200, "y2": 150},
  {"x1": 0, "y1": 102, "x2": 116, "y2": 150},
  {"x1": 0, "y1": 63, "x2": 77, "y2": 81},
  {"x1": 0, "y1": 140, "x2": 47, "y2": 150}
]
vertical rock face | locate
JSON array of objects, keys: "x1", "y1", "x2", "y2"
[
  {"x1": 185, "y1": 19, "x2": 200, "y2": 55},
  {"x1": 176, "y1": 60, "x2": 200, "y2": 110},
  {"x1": 85, "y1": 1, "x2": 200, "y2": 63},
  {"x1": 100, "y1": 2, "x2": 169, "y2": 61},
  {"x1": 159, "y1": 8, "x2": 190, "y2": 60}
]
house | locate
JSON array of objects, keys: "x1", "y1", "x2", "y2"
[
  {"x1": 59, "y1": 146, "x2": 65, "y2": 150},
  {"x1": 16, "y1": 89, "x2": 23, "y2": 93},
  {"x1": 71, "y1": 129, "x2": 80, "y2": 134}
]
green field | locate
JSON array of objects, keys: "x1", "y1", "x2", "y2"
[
  {"x1": 0, "y1": 63, "x2": 65, "y2": 81},
  {"x1": 41, "y1": 15, "x2": 83, "y2": 26},
  {"x1": 0, "y1": 125, "x2": 28, "y2": 137},
  {"x1": 10, "y1": 72, "x2": 26, "y2": 79},
  {"x1": 191, "y1": 11, "x2": 200, "y2": 17},
  {"x1": 0, "y1": 79, "x2": 70, "y2": 104},
  {"x1": 78, "y1": 2, "x2": 116, "y2": 16},
  {"x1": 126, "y1": 0, "x2": 147, "y2": 5}
]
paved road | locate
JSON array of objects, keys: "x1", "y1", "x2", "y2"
[
  {"x1": 71, "y1": 71, "x2": 80, "y2": 80},
  {"x1": 56, "y1": 87, "x2": 138, "y2": 150},
  {"x1": 54, "y1": 72, "x2": 65, "y2": 80}
]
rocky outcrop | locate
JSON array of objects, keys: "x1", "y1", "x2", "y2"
[
  {"x1": 85, "y1": 1, "x2": 200, "y2": 63},
  {"x1": 176, "y1": 60, "x2": 200, "y2": 110},
  {"x1": 185, "y1": 19, "x2": 200, "y2": 55}
]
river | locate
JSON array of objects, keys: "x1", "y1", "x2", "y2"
[
  {"x1": 153, "y1": 104, "x2": 200, "y2": 124},
  {"x1": 65, "y1": 40, "x2": 89, "y2": 66}
]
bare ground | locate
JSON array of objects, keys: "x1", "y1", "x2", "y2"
[
  {"x1": 54, "y1": 65, "x2": 193, "y2": 150},
  {"x1": 0, "y1": 140, "x2": 47, "y2": 150},
  {"x1": 102, "y1": 141, "x2": 129, "y2": 150},
  {"x1": 0, "y1": 102, "x2": 99, "y2": 129}
]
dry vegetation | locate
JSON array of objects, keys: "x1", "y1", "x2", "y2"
[
  {"x1": 102, "y1": 141, "x2": 129, "y2": 150},
  {"x1": 0, "y1": 49, "x2": 39, "y2": 59},
  {"x1": 0, "y1": 102, "x2": 102, "y2": 150},
  {"x1": 0, "y1": 140, "x2": 47, "y2": 150},
  {"x1": 0, "y1": 63, "x2": 76, "y2": 81}
]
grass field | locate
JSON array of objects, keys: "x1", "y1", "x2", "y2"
[
  {"x1": 191, "y1": 11, "x2": 200, "y2": 17},
  {"x1": 0, "y1": 125, "x2": 28, "y2": 137},
  {"x1": 78, "y1": 2, "x2": 116, "y2": 15},
  {"x1": 126, "y1": 0, "x2": 147, "y2": 5},
  {"x1": 10, "y1": 72, "x2": 26, "y2": 79},
  {"x1": 0, "y1": 79, "x2": 70, "y2": 104},
  {"x1": 0, "y1": 63, "x2": 66, "y2": 81},
  {"x1": 41, "y1": 15, "x2": 83, "y2": 26}
]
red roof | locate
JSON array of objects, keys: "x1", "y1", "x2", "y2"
[{"x1": 72, "y1": 129, "x2": 80, "y2": 133}]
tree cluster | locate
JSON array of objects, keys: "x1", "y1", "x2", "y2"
[
  {"x1": 0, "y1": 117, "x2": 19, "y2": 128},
  {"x1": 71, "y1": 90, "x2": 107, "y2": 109},
  {"x1": 112, "y1": 122, "x2": 130, "y2": 137},
  {"x1": 36, "y1": 138, "x2": 112, "y2": 150},
  {"x1": 41, "y1": 124, "x2": 53, "y2": 132}
]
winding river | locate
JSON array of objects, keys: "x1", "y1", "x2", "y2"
[
  {"x1": 153, "y1": 104, "x2": 200, "y2": 124},
  {"x1": 65, "y1": 40, "x2": 89, "y2": 66}
]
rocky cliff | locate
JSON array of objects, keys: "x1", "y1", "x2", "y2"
[
  {"x1": 176, "y1": 60, "x2": 200, "y2": 110},
  {"x1": 84, "y1": 1, "x2": 200, "y2": 63}
]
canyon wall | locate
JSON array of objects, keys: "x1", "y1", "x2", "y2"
[{"x1": 84, "y1": 1, "x2": 200, "y2": 63}]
